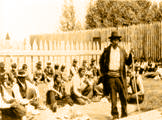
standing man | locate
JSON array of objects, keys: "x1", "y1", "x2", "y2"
[{"x1": 99, "y1": 31, "x2": 133, "y2": 119}]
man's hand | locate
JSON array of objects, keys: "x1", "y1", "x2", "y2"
[
  {"x1": 130, "y1": 49, "x2": 135, "y2": 57},
  {"x1": 59, "y1": 93, "x2": 63, "y2": 99},
  {"x1": 19, "y1": 99, "x2": 29, "y2": 105},
  {"x1": 81, "y1": 96, "x2": 91, "y2": 103}
]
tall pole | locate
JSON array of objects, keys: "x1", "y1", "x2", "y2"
[{"x1": 132, "y1": 55, "x2": 141, "y2": 112}]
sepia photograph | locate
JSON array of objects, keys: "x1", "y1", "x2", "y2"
[{"x1": 0, "y1": 0, "x2": 162, "y2": 119}]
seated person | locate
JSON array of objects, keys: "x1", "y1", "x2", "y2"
[
  {"x1": 0, "y1": 62, "x2": 14, "y2": 88},
  {"x1": 53, "y1": 73, "x2": 64, "y2": 99},
  {"x1": 86, "y1": 71, "x2": 103, "y2": 102},
  {"x1": 144, "y1": 64, "x2": 162, "y2": 79},
  {"x1": 12, "y1": 69, "x2": 42, "y2": 109},
  {"x1": 46, "y1": 88, "x2": 63, "y2": 112},
  {"x1": 60, "y1": 65, "x2": 74, "y2": 106},
  {"x1": 154, "y1": 65, "x2": 162, "y2": 80},
  {"x1": 33, "y1": 61, "x2": 45, "y2": 85},
  {"x1": 54, "y1": 64, "x2": 60, "y2": 75},
  {"x1": 69, "y1": 59, "x2": 79, "y2": 79},
  {"x1": 60, "y1": 65, "x2": 68, "y2": 83},
  {"x1": 9, "y1": 63, "x2": 17, "y2": 86},
  {"x1": 22, "y1": 63, "x2": 33, "y2": 84},
  {"x1": 44, "y1": 61, "x2": 54, "y2": 83},
  {"x1": 0, "y1": 71, "x2": 27, "y2": 120},
  {"x1": 71, "y1": 67, "x2": 93, "y2": 105},
  {"x1": 89, "y1": 58, "x2": 100, "y2": 80},
  {"x1": 139, "y1": 58, "x2": 147, "y2": 74},
  {"x1": 81, "y1": 60, "x2": 88, "y2": 74},
  {"x1": 127, "y1": 67, "x2": 144, "y2": 104},
  {"x1": 147, "y1": 58, "x2": 156, "y2": 72}
]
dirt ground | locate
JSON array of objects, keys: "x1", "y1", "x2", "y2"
[
  {"x1": 32, "y1": 75, "x2": 162, "y2": 120},
  {"x1": 1, "y1": 76, "x2": 162, "y2": 120},
  {"x1": 29, "y1": 97, "x2": 137, "y2": 120}
]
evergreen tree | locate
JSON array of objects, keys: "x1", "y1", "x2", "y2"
[
  {"x1": 85, "y1": 0, "x2": 162, "y2": 29},
  {"x1": 60, "y1": 0, "x2": 76, "y2": 31}
]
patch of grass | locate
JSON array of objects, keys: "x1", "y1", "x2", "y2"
[{"x1": 139, "y1": 77, "x2": 162, "y2": 112}]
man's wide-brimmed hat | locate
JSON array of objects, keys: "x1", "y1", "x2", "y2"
[
  {"x1": 109, "y1": 31, "x2": 121, "y2": 41},
  {"x1": 18, "y1": 69, "x2": 27, "y2": 77},
  {"x1": 91, "y1": 58, "x2": 96, "y2": 62},
  {"x1": 36, "y1": 61, "x2": 42, "y2": 68},
  {"x1": 47, "y1": 61, "x2": 51, "y2": 65},
  {"x1": 73, "y1": 59, "x2": 78, "y2": 63}
]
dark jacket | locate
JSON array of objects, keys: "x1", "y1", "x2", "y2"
[{"x1": 99, "y1": 45, "x2": 132, "y2": 96}]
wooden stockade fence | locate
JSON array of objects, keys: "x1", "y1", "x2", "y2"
[
  {"x1": 0, "y1": 22, "x2": 161, "y2": 73},
  {"x1": 29, "y1": 22, "x2": 162, "y2": 60}
]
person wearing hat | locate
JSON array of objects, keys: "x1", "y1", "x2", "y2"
[
  {"x1": 69, "y1": 59, "x2": 79, "y2": 79},
  {"x1": 44, "y1": 61, "x2": 54, "y2": 83},
  {"x1": 33, "y1": 61, "x2": 45, "y2": 85},
  {"x1": 81, "y1": 60, "x2": 88, "y2": 74},
  {"x1": 71, "y1": 67, "x2": 92, "y2": 105},
  {"x1": 60, "y1": 65, "x2": 74, "y2": 106},
  {"x1": 54, "y1": 64, "x2": 60, "y2": 76},
  {"x1": 8, "y1": 63, "x2": 18, "y2": 86},
  {"x1": 127, "y1": 66, "x2": 144, "y2": 104},
  {"x1": 53, "y1": 64, "x2": 64, "y2": 99},
  {"x1": 0, "y1": 62, "x2": 14, "y2": 88},
  {"x1": 89, "y1": 58, "x2": 101, "y2": 82},
  {"x1": 12, "y1": 69, "x2": 41, "y2": 110},
  {"x1": 0, "y1": 68, "x2": 27, "y2": 120},
  {"x1": 99, "y1": 31, "x2": 133, "y2": 119},
  {"x1": 21, "y1": 63, "x2": 33, "y2": 84}
]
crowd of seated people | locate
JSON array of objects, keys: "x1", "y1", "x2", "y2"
[
  {"x1": 0, "y1": 58, "x2": 103, "y2": 119},
  {"x1": 131, "y1": 57, "x2": 162, "y2": 79},
  {"x1": 0, "y1": 56, "x2": 161, "y2": 119},
  {"x1": 125, "y1": 57, "x2": 162, "y2": 105},
  {"x1": 0, "y1": 62, "x2": 43, "y2": 120}
]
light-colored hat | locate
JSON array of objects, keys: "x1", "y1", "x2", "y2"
[{"x1": 17, "y1": 69, "x2": 27, "y2": 77}]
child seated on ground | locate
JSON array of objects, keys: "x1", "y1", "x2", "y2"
[{"x1": 127, "y1": 67, "x2": 144, "y2": 104}]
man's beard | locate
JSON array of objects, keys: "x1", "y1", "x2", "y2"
[{"x1": 112, "y1": 44, "x2": 118, "y2": 49}]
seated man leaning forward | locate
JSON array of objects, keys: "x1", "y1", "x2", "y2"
[
  {"x1": 71, "y1": 67, "x2": 93, "y2": 105},
  {"x1": 12, "y1": 69, "x2": 41, "y2": 109},
  {"x1": 0, "y1": 69, "x2": 27, "y2": 120},
  {"x1": 127, "y1": 67, "x2": 144, "y2": 104}
]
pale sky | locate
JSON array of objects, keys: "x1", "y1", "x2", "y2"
[
  {"x1": 0, "y1": 0, "x2": 160, "y2": 41},
  {"x1": 0, "y1": 0, "x2": 90, "y2": 41}
]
